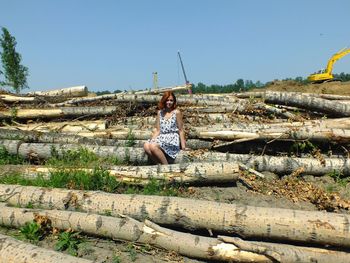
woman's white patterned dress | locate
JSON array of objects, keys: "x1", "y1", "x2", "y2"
[{"x1": 149, "y1": 109, "x2": 180, "y2": 159}]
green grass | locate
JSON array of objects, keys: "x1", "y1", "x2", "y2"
[
  {"x1": 47, "y1": 147, "x2": 127, "y2": 167},
  {"x1": 0, "y1": 168, "x2": 183, "y2": 196},
  {"x1": 327, "y1": 170, "x2": 350, "y2": 187},
  {"x1": 0, "y1": 146, "x2": 26, "y2": 165}
]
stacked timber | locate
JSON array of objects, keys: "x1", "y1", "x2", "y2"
[{"x1": 1, "y1": 86, "x2": 350, "y2": 262}]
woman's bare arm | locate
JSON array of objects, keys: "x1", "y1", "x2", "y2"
[
  {"x1": 176, "y1": 110, "x2": 186, "y2": 149},
  {"x1": 152, "y1": 111, "x2": 161, "y2": 139}
]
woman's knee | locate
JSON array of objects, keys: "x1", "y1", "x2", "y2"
[
  {"x1": 144, "y1": 142, "x2": 151, "y2": 153},
  {"x1": 149, "y1": 143, "x2": 160, "y2": 152}
]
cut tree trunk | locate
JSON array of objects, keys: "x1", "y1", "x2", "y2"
[
  {"x1": 1, "y1": 184, "x2": 350, "y2": 248},
  {"x1": 28, "y1": 85, "x2": 88, "y2": 97},
  {"x1": 0, "y1": 203, "x2": 271, "y2": 262},
  {"x1": 3, "y1": 120, "x2": 107, "y2": 133},
  {"x1": 0, "y1": 94, "x2": 36, "y2": 103},
  {"x1": 2, "y1": 139, "x2": 350, "y2": 176},
  {"x1": 0, "y1": 139, "x2": 147, "y2": 164},
  {"x1": 0, "y1": 233, "x2": 92, "y2": 263},
  {"x1": 263, "y1": 91, "x2": 350, "y2": 117},
  {"x1": 191, "y1": 127, "x2": 350, "y2": 143},
  {"x1": 0, "y1": 129, "x2": 212, "y2": 149},
  {"x1": 188, "y1": 152, "x2": 350, "y2": 176},
  {"x1": 0, "y1": 106, "x2": 121, "y2": 119},
  {"x1": 133, "y1": 84, "x2": 191, "y2": 95},
  {"x1": 0, "y1": 162, "x2": 239, "y2": 185},
  {"x1": 52, "y1": 93, "x2": 233, "y2": 107},
  {"x1": 219, "y1": 236, "x2": 350, "y2": 263}
]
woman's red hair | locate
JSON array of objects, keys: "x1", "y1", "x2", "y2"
[{"x1": 158, "y1": 91, "x2": 177, "y2": 110}]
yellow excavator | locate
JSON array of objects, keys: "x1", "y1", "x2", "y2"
[{"x1": 308, "y1": 47, "x2": 350, "y2": 83}]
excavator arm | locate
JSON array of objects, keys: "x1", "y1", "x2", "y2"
[{"x1": 308, "y1": 47, "x2": 350, "y2": 82}]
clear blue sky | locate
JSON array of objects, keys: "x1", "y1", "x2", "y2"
[{"x1": 1, "y1": 0, "x2": 350, "y2": 92}]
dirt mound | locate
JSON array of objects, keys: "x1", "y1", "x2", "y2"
[{"x1": 261, "y1": 80, "x2": 350, "y2": 95}]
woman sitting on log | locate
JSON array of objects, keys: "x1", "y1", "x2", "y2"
[{"x1": 144, "y1": 91, "x2": 187, "y2": 164}]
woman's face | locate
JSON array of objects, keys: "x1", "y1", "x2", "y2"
[{"x1": 165, "y1": 95, "x2": 174, "y2": 109}]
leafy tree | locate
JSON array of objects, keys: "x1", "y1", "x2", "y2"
[{"x1": 0, "y1": 27, "x2": 29, "y2": 93}]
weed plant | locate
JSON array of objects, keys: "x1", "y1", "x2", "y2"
[
  {"x1": 55, "y1": 231, "x2": 83, "y2": 256},
  {"x1": 19, "y1": 221, "x2": 43, "y2": 244}
]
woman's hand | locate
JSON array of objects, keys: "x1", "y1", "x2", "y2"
[{"x1": 182, "y1": 147, "x2": 190, "y2": 151}]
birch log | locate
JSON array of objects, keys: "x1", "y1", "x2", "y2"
[
  {"x1": 0, "y1": 106, "x2": 119, "y2": 119},
  {"x1": 133, "y1": 84, "x2": 191, "y2": 95},
  {"x1": 233, "y1": 91, "x2": 350, "y2": 101},
  {"x1": 263, "y1": 91, "x2": 350, "y2": 117},
  {"x1": 2, "y1": 139, "x2": 350, "y2": 176},
  {"x1": 3, "y1": 120, "x2": 107, "y2": 133},
  {"x1": 190, "y1": 152, "x2": 350, "y2": 176},
  {"x1": 191, "y1": 127, "x2": 350, "y2": 143},
  {"x1": 219, "y1": 236, "x2": 350, "y2": 263},
  {"x1": 0, "y1": 233, "x2": 92, "y2": 263},
  {"x1": 0, "y1": 94, "x2": 36, "y2": 103},
  {"x1": 28, "y1": 85, "x2": 88, "y2": 97},
  {"x1": 0, "y1": 204, "x2": 271, "y2": 262},
  {"x1": 52, "y1": 93, "x2": 233, "y2": 107},
  {"x1": 1, "y1": 185, "x2": 350, "y2": 248},
  {"x1": 0, "y1": 129, "x2": 212, "y2": 149},
  {"x1": 0, "y1": 162, "x2": 239, "y2": 184},
  {"x1": 0, "y1": 139, "x2": 148, "y2": 164}
]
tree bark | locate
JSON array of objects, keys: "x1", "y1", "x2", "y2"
[
  {"x1": 0, "y1": 139, "x2": 148, "y2": 164},
  {"x1": 0, "y1": 233, "x2": 92, "y2": 263},
  {"x1": 1, "y1": 184, "x2": 350, "y2": 248},
  {"x1": 2, "y1": 139, "x2": 350, "y2": 176},
  {"x1": 0, "y1": 162, "x2": 239, "y2": 185},
  {"x1": 0, "y1": 106, "x2": 121, "y2": 119},
  {"x1": 188, "y1": 152, "x2": 350, "y2": 176},
  {"x1": 263, "y1": 91, "x2": 350, "y2": 117},
  {"x1": 27, "y1": 85, "x2": 88, "y2": 97},
  {"x1": 0, "y1": 203, "x2": 271, "y2": 262},
  {"x1": 0, "y1": 129, "x2": 212, "y2": 149},
  {"x1": 191, "y1": 127, "x2": 350, "y2": 143},
  {"x1": 0, "y1": 94, "x2": 36, "y2": 103},
  {"x1": 219, "y1": 236, "x2": 350, "y2": 263},
  {"x1": 3, "y1": 120, "x2": 107, "y2": 133}
]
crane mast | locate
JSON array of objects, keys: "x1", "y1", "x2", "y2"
[{"x1": 177, "y1": 51, "x2": 192, "y2": 94}]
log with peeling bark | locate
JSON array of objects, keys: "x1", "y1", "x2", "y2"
[
  {"x1": 0, "y1": 106, "x2": 119, "y2": 119},
  {"x1": 218, "y1": 236, "x2": 350, "y2": 263},
  {"x1": 234, "y1": 90, "x2": 350, "y2": 101},
  {"x1": 28, "y1": 85, "x2": 88, "y2": 97},
  {"x1": 2, "y1": 140, "x2": 350, "y2": 175},
  {"x1": 0, "y1": 139, "x2": 148, "y2": 163},
  {"x1": 0, "y1": 129, "x2": 212, "y2": 149},
  {"x1": 263, "y1": 91, "x2": 350, "y2": 117},
  {"x1": 133, "y1": 84, "x2": 191, "y2": 94},
  {"x1": 0, "y1": 204, "x2": 271, "y2": 262},
  {"x1": 0, "y1": 94, "x2": 37, "y2": 103},
  {"x1": 0, "y1": 162, "x2": 239, "y2": 184},
  {"x1": 1, "y1": 185, "x2": 350, "y2": 248},
  {"x1": 190, "y1": 152, "x2": 350, "y2": 176},
  {"x1": 2, "y1": 120, "x2": 107, "y2": 133},
  {"x1": 0, "y1": 233, "x2": 92, "y2": 263},
  {"x1": 52, "y1": 93, "x2": 233, "y2": 107},
  {"x1": 191, "y1": 127, "x2": 350, "y2": 143}
]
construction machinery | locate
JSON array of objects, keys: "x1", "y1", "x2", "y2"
[
  {"x1": 177, "y1": 51, "x2": 193, "y2": 94},
  {"x1": 308, "y1": 47, "x2": 350, "y2": 83}
]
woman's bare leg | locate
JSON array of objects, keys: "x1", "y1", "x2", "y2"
[{"x1": 149, "y1": 144, "x2": 168, "y2": 165}]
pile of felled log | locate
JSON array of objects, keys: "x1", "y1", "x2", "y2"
[{"x1": 1, "y1": 84, "x2": 350, "y2": 262}]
